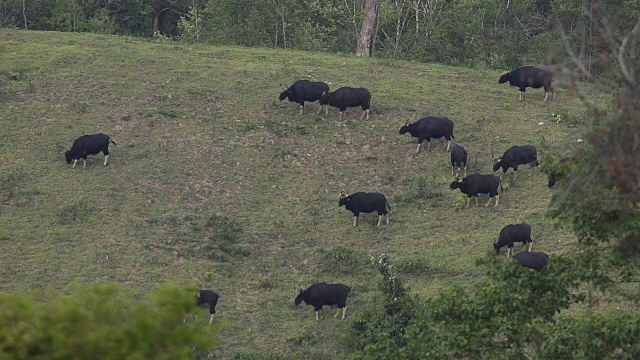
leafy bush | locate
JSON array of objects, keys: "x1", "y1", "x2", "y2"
[{"x1": 0, "y1": 282, "x2": 221, "y2": 359}]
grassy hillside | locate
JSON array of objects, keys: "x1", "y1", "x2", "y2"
[{"x1": 0, "y1": 30, "x2": 595, "y2": 358}]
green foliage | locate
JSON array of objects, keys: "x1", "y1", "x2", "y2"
[
  {"x1": 345, "y1": 255, "x2": 418, "y2": 352},
  {"x1": 357, "y1": 255, "x2": 584, "y2": 359},
  {"x1": 0, "y1": 282, "x2": 221, "y2": 359}
]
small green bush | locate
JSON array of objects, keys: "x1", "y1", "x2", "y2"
[{"x1": 0, "y1": 282, "x2": 221, "y2": 359}]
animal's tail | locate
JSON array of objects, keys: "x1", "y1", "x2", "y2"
[
  {"x1": 385, "y1": 198, "x2": 392, "y2": 211},
  {"x1": 451, "y1": 130, "x2": 455, "y2": 139},
  {"x1": 109, "y1": 137, "x2": 117, "y2": 146},
  {"x1": 346, "y1": 286, "x2": 352, "y2": 294}
]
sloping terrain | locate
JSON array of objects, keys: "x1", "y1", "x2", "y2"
[{"x1": 0, "y1": 30, "x2": 593, "y2": 358}]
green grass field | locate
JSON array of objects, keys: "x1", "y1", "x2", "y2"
[{"x1": 0, "y1": 30, "x2": 599, "y2": 358}]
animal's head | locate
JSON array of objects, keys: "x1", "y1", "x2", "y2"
[
  {"x1": 338, "y1": 191, "x2": 349, "y2": 207},
  {"x1": 294, "y1": 288, "x2": 305, "y2": 305},
  {"x1": 399, "y1": 120, "x2": 411, "y2": 134},
  {"x1": 498, "y1": 71, "x2": 510, "y2": 84},
  {"x1": 279, "y1": 84, "x2": 289, "y2": 101},
  {"x1": 493, "y1": 240, "x2": 500, "y2": 255},
  {"x1": 64, "y1": 149, "x2": 73, "y2": 164},
  {"x1": 492, "y1": 156, "x2": 502, "y2": 172},
  {"x1": 196, "y1": 291, "x2": 206, "y2": 305},
  {"x1": 319, "y1": 90, "x2": 330, "y2": 104},
  {"x1": 449, "y1": 178, "x2": 463, "y2": 190}
]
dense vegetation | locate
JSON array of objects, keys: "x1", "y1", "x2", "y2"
[
  {"x1": 1, "y1": 4, "x2": 639, "y2": 358},
  {"x1": 2, "y1": 0, "x2": 639, "y2": 68}
]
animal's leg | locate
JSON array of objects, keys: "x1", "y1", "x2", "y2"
[
  {"x1": 528, "y1": 241, "x2": 532, "y2": 251},
  {"x1": 72, "y1": 159, "x2": 78, "y2": 169},
  {"x1": 299, "y1": 104, "x2": 304, "y2": 115},
  {"x1": 316, "y1": 105, "x2": 322, "y2": 114},
  {"x1": 513, "y1": 170, "x2": 518, "y2": 181},
  {"x1": 208, "y1": 313, "x2": 215, "y2": 325},
  {"x1": 494, "y1": 195, "x2": 499, "y2": 207},
  {"x1": 385, "y1": 213, "x2": 389, "y2": 226},
  {"x1": 427, "y1": 140, "x2": 432, "y2": 152},
  {"x1": 507, "y1": 248, "x2": 512, "y2": 257},
  {"x1": 365, "y1": 109, "x2": 370, "y2": 120},
  {"x1": 104, "y1": 154, "x2": 109, "y2": 166},
  {"x1": 415, "y1": 142, "x2": 422, "y2": 154},
  {"x1": 338, "y1": 111, "x2": 344, "y2": 121},
  {"x1": 463, "y1": 166, "x2": 467, "y2": 178},
  {"x1": 83, "y1": 159, "x2": 87, "y2": 169},
  {"x1": 360, "y1": 110, "x2": 365, "y2": 120},
  {"x1": 485, "y1": 197, "x2": 493, "y2": 207},
  {"x1": 544, "y1": 92, "x2": 549, "y2": 103},
  {"x1": 475, "y1": 197, "x2": 479, "y2": 207},
  {"x1": 446, "y1": 140, "x2": 451, "y2": 152},
  {"x1": 334, "y1": 308, "x2": 341, "y2": 318},
  {"x1": 377, "y1": 215, "x2": 382, "y2": 227},
  {"x1": 325, "y1": 105, "x2": 328, "y2": 115},
  {"x1": 315, "y1": 311, "x2": 320, "y2": 321},
  {"x1": 466, "y1": 198, "x2": 471, "y2": 208},
  {"x1": 353, "y1": 216, "x2": 358, "y2": 227},
  {"x1": 452, "y1": 165, "x2": 455, "y2": 176},
  {"x1": 500, "y1": 172, "x2": 505, "y2": 181},
  {"x1": 519, "y1": 91, "x2": 525, "y2": 101},
  {"x1": 342, "y1": 306, "x2": 347, "y2": 319}
]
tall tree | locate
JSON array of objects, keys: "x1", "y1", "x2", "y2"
[{"x1": 356, "y1": 0, "x2": 377, "y2": 56}]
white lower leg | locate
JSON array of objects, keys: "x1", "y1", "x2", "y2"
[
  {"x1": 342, "y1": 307, "x2": 346, "y2": 319},
  {"x1": 209, "y1": 314, "x2": 214, "y2": 325},
  {"x1": 104, "y1": 155, "x2": 109, "y2": 166},
  {"x1": 377, "y1": 215, "x2": 382, "y2": 227},
  {"x1": 353, "y1": 216, "x2": 358, "y2": 227},
  {"x1": 72, "y1": 159, "x2": 78, "y2": 168},
  {"x1": 83, "y1": 159, "x2": 87, "y2": 169},
  {"x1": 416, "y1": 143, "x2": 421, "y2": 153},
  {"x1": 315, "y1": 311, "x2": 319, "y2": 321}
]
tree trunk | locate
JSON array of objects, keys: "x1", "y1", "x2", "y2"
[
  {"x1": 356, "y1": 0, "x2": 377, "y2": 57},
  {"x1": 22, "y1": 0, "x2": 27, "y2": 29}
]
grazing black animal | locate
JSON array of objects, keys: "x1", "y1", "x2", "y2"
[
  {"x1": 493, "y1": 223, "x2": 533, "y2": 257},
  {"x1": 450, "y1": 144, "x2": 468, "y2": 177},
  {"x1": 547, "y1": 157, "x2": 571, "y2": 188},
  {"x1": 319, "y1": 87, "x2": 371, "y2": 120},
  {"x1": 498, "y1": 65, "x2": 555, "y2": 102},
  {"x1": 186, "y1": 289, "x2": 219, "y2": 325},
  {"x1": 514, "y1": 251, "x2": 549, "y2": 272},
  {"x1": 279, "y1": 80, "x2": 330, "y2": 115},
  {"x1": 449, "y1": 173, "x2": 502, "y2": 208},
  {"x1": 493, "y1": 145, "x2": 539, "y2": 180},
  {"x1": 65, "y1": 133, "x2": 116, "y2": 169},
  {"x1": 295, "y1": 283, "x2": 351, "y2": 321},
  {"x1": 339, "y1": 191, "x2": 390, "y2": 227},
  {"x1": 399, "y1": 117, "x2": 455, "y2": 153}
]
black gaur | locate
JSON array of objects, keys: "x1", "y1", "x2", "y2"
[
  {"x1": 449, "y1": 174, "x2": 502, "y2": 208},
  {"x1": 319, "y1": 87, "x2": 371, "y2": 120},
  {"x1": 514, "y1": 251, "x2": 549, "y2": 272},
  {"x1": 493, "y1": 223, "x2": 533, "y2": 257},
  {"x1": 499, "y1": 65, "x2": 555, "y2": 102},
  {"x1": 493, "y1": 145, "x2": 539, "y2": 180},
  {"x1": 184, "y1": 289, "x2": 219, "y2": 325},
  {"x1": 399, "y1": 117, "x2": 455, "y2": 153},
  {"x1": 450, "y1": 144, "x2": 468, "y2": 177},
  {"x1": 65, "y1": 133, "x2": 116, "y2": 169},
  {"x1": 279, "y1": 80, "x2": 330, "y2": 115},
  {"x1": 339, "y1": 191, "x2": 390, "y2": 227},
  {"x1": 295, "y1": 283, "x2": 351, "y2": 321}
]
